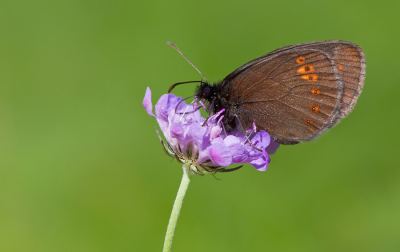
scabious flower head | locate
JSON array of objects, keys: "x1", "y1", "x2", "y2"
[{"x1": 143, "y1": 87, "x2": 279, "y2": 175}]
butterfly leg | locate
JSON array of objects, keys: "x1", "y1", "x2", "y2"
[
  {"x1": 233, "y1": 114, "x2": 262, "y2": 152},
  {"x1": 217, "y1": 165, "x2": 243, "y2": 172},
  {"x1": 176, "y1": 105, "x2": 202, "y2": 115}
]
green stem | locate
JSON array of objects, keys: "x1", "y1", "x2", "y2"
[{"x1": 163, "y1": 164, "x2": 192, "y2": 252}]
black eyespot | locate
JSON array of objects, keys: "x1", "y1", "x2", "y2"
[{"x1": 309, "y1": 76, "x2": 313, "y2": 80}]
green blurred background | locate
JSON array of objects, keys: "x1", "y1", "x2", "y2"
[{"x1": 1, "y1": 0, "x2": 399, "y2": 251}]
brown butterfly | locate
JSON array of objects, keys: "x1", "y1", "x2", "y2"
[{"x1": 169, "y1": 41, "x2": 366, "y2": 145}]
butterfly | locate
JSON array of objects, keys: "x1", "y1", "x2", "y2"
[{"x1": 169, "y1": 41, "x2": 366, "y2": 145}]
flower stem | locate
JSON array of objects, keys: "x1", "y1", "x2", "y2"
[{"x1": 163, "y1": 164, "x2": 192, "y2": 252}]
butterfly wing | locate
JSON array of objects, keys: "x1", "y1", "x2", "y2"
[
  {"x1": 326, "y1": 43, "x2": 366, "y2": 122},
  {"x1": 221, "y1": 41, "x2": 365, "y2": 144}
]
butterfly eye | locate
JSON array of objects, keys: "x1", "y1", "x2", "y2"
[{"x1": 202, "y1": 87, "x2": 211, "y2": 99}]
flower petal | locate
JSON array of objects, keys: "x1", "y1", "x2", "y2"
[
  {"x1": 250, "y1": 149, "x2": 270, "y2": 171},
  {"x1": 229, "y1": 143, "x2": 249, "y2": 163},
  {"x1": 250, "y1": 130, "x2": 271, "y2": 149},
  {"x1": 188, "y1": 123, "x2": 206, "y2": 149},
  {"x1": 170, "y1": 122, "x2": 184, "y2": 138},
  {"x1": 155, "y1": 94, "x2": 182, "y2": 122},
  {"x1": 265, "y1": 140, "x2": 280, "y2": 155},
  {"x1": 223, "y1": 135, "x2": 241, "y2": 146},
  {"x1": 143, "y1": 87, "x2": 155, "y2": 117},
  {"x1": 210, "y1": 126, "x2": 222, "y2": 141},
  {"x1": 209, "y1": 143, "x2": 232, "y2": 167}
]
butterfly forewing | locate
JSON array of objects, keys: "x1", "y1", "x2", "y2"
[{"x1": 221, "y1": 41, "x2": 365, "y2": 144}]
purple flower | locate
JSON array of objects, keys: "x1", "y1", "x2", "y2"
[{"x1": 143, "y1": 87, "x2": 279, "y2": 174}]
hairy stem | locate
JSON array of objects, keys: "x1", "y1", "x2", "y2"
[{"x1": 163, "y1": 164, "x2": 192, "y2": 252}]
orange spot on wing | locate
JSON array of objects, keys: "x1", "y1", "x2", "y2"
[
  {"x1": 297, "y1": 64, "x2": 315, "y2": 74},
  {"x1": 301, "y1": 74, "x2": 318, "y2": 82},
  {"x1": 311, "y1": 88, "x2": 320, "y2": 95},
  {"x1": 296, "y1": 56, "x2": 305, "y2": 64},
  {"x1": 306, "y1": 119, "x2": 313, "y2": 124},
  {"x1": 311, "y1": 105, "x2": 320, "y2": 112},
  {"x1": 338, "y1": 64, "x2": 344, "y2": 74}
]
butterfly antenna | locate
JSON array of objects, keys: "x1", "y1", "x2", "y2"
[{"x1": 167, "y1": 42, "x2": 207, "y2": 82}]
